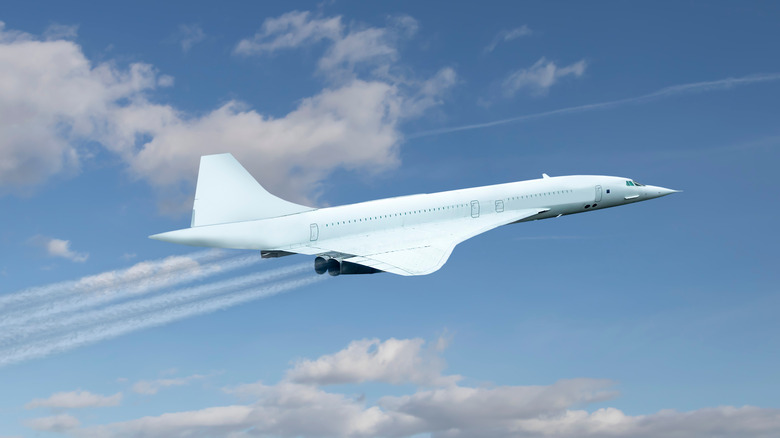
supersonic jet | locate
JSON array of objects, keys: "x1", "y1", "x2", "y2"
[{"x1": 150, "y1": 153, "x2": 678, "y2": 276}]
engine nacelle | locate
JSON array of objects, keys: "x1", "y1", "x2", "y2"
[
  {"x1": 314, "y1": 257, "x2": 381, "y2": 276},
  {"x1": 314, "y1": 256, "x2": 329, "y2": 275}
]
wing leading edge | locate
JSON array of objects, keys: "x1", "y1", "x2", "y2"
[{"x1": 298, "y1": 208, "x2": 549, "y2": 276}]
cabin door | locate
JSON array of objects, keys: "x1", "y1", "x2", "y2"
[
  {"x1": 595, "y1": 185, "x2": 603, "y2": 202},
  {"x1": 471, "y1": 200, "x2": 480, "y2": 218},
  {"x1": 309, "y1": 223, "x2": 319, "y2": 241}
]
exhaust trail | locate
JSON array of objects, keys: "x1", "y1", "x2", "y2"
[
  {"x1": 0, "y1": 252, "x2": 264, "y2": 329},
  {"x1": 0, "y1": 273, "x2": 324, "y2": 368},
  {"x1": 0, "y1": 263, "x2": 308, "y2": 346},
  {"x1": 0, "y1": 249, "x2": 227, "y2": 311}
]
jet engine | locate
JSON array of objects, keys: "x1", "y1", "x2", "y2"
[{"x1": 314, "y1": 256, "x2": 381, "y2": 276}]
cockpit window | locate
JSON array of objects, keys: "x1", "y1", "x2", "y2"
[{"x1": 626, "y1": 180, "x2": 644, "y2": 187}]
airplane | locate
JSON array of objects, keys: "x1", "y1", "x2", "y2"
[{"x1": 150, "y1": 153, "x2": 678, "y2": 276}]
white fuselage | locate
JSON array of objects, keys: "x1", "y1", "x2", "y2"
[{"x1": 156, "y1": 175, "x2": 675, "y2": 253}]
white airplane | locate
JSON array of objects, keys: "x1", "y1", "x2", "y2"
[{"x1": 150, "y1": 153, "x2": 678, "y2": 276}]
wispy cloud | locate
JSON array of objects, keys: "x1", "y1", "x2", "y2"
[
  {"x1": 133, "y1": 374, "x2": 205, "y2": 395},
  {"x1": 175, "y1": 23, "x2": 206, "y2": 53},
  {"x1": 234, "y1": 11, "x2": 342, "y2": 55},
  {"x1": 503, "y1": 57, "x2": 587, "y2": 97},
  {"x1": 43, "y1": 23, "x2": 78, "y2": 41},
  {"x1": 25, "y1": 390, "x2": 121, "y2": 409},
  {"x1": 412, "y1": 72, "x2": 780, "y2": 138},
  {"x1": 484, "y1": 25, "x2": 532, "y2": 53}
]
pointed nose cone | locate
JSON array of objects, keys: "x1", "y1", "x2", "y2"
[{"x1": 645, "y1": 185, "x2": 680, "y2": 199}]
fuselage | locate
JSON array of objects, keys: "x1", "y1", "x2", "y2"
[{"x1": 154, "y1": 175, "x2": 676, "y2": 253}]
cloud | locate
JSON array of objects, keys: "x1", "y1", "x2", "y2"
[
  {"x1": 503, "y1": 57, "x2": 587, "y2": 97},
  {"x1": 70, "y1": 336, "x2": 780, "y2": 438},
  {"x1": 234, "y1": 10, "x2": 342, "y2": 55},
  {"x1": 25, "y1": 390, "x2": 121, "y2": 409},
  {"x1": 0, "y1": 22, "x2": 164, "y2": 192},
  {"x1": 286, "y1": 337, "x2": 460, "y2": 386},
  {"x1": 412, "y1": 72, "x2": 780, "y2": 138},
  {"x1": 25, "y1": 414, "x2": 80, "y2": 432},
  {"x1": 236, "y1": 11, "x2": 418, "y2": 79},
  {"x1": 28, "y1": 236, "x2": 89, "y2": 262},
  {"x1": 0, "y1": 15, "x2": 455, "y2": 210},
  {"x1": 484, "y1": 25, "x2": 532, "y2": 53},
  {"x1": 132, "y1": 374, "x2": 206, "y2": 395},
  {"x1": 43, "y1": 23, "x2": 78, "y2": 41},
  {"x1": 174, "y1": 24, "x2": 205, "y2": 53}
]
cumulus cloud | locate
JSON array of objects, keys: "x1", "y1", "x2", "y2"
[
  {"x1": 132, "y1": 374, "x2": 206, "y2": 395},
  {"x1": 28, "y1": 236, "x2": 89, "y2": 262},
  {"x1": 0, "y1": 14, "x2": 455, "y2": 210},
  {"x1": 503, "y1": 57, "x2": 587, "y2": 97},
  {"x1": 484, "y1": 25, "x2": 533, "y2": 53},
  {"x1": 286, "y1": 337, "x2": 460, "y2": 386},
  {"x1": 0, "y1": 22, "x2": 164, "y2": 191},
  {"x1": 67, "y1": 336, "x2": 780, "y2": 438},
  {"x1": 25, "y1": 390, "x2": 121, "y2": 409}
]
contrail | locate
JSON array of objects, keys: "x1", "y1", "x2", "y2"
[
  {"x1": 0, "y1": 252, "x2": 264, "y2": 329},
  {"x1": 409, "y1": 73, "x2": 780, "y2": 138},
  {"x1": 0, "y1": 274, "x2": 323, "y2": 368},
  {"x1": 0, "y1": 249, "x2": 227, "y2": 311},
  {"x1": 0, "y1": 263, "x2": 308, "y2": 346}
]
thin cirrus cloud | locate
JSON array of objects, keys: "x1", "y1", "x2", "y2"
[
  {"x1": 0, "y1": 14, "x2": 455, "y2": 211},
  {"x1": 502, "y1": 57, "x2": 587, "y2": 97},
  {"x1": 412, "y1": 72, "x2": 780, "y2": 138},
  {"x1": 484, "y1": 25, "x2": 533, "y2": 53},
  {"x1": 65, "y1": 336, "x2": 780, "y2": 438},
  {"x1": 25, "y1": 390, "x2": 121, "y2": 409},
  {"x1": 132, "y1": 374, "x2": 206, "y2": 395},
  {"x1": 234, "y1": 10, "x2": 420, "y2": 76},
  {"x1": 175, "y1": 23, "x2": 206, "y2": 53}
]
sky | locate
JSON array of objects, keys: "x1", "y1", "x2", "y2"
[{"x1": 0, "y1": 1, "x2": 779, "y2": 436}]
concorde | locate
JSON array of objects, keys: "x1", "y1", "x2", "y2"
[{"x1": 150, "y1": 153, "x2": 678, "y2": 276}]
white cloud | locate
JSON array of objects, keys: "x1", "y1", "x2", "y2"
[
  {"x1": 286, "y1": 337, "x2": 460, "y2": 386},
  {"x1": 46, "y1": 238, "x2": 89, "y2": 263},
  {"x1": 25, "y1": 390, "x2": 121, "y2": 409},
  {"x1": 25, "y1": 414, "x2": 80, "y2": 432},
  {"x1": 484, "y1": 25, "x2": 532, "y2": 53},
  {"x1": 43, "y1": 24, "x2": 79, "y2": 41},
  {"x1": 29, "y1": 236, "x2": 89, "y2": 262},
  {"x1": 132, "y1": 374, "x2": 206, "y2": 395},
  {"x1": 503, "y1": 57, "x2": 587, "y2": 97},
  {"x1": 236, "y1": 11, "x2": 419, "y2": 78},
  {"x1": 175, "y1": 24, "x2": 205, "y2": 53},
  {"x1": 0, "y1": 22, "x2": 163, "y2": 192},
  {"x1": 71, "y1": 336, "x2": 780, "y2": 437},
  {"x1": 0, "y1": 16, "x2": 455, "y2": 211},
  {"x1": 234, "y1": 10, "x2": 342, "y2": 55}
]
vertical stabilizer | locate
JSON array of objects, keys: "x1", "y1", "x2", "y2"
[{"x1": 191, "y1": 153, "x2": 312, "y2": 227}]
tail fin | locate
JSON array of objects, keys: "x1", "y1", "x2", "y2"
[{"x1": 190, "y1": 153, "x2": 312, "y2": 227}]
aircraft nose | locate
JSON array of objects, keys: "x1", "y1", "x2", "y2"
[{"x1": 645, "y1": 185, "x2": 680, "y2": 199}]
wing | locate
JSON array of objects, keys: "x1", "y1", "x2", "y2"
[{"x1": 294, "y1": 208, "x2": 549, "y2": 276}]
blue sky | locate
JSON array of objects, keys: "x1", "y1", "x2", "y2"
[{"x1": 1, "y1": 1, "x2": 779, "y2": 436}]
